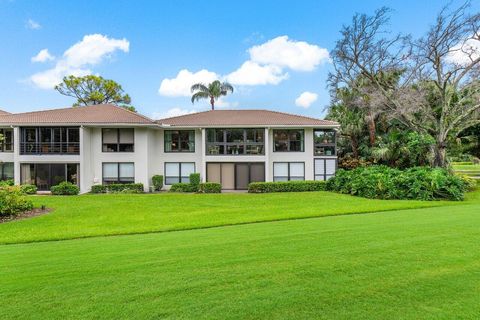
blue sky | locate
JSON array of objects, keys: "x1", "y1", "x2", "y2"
[{"x1": 0, "y1": 0, "x2": 477, "y2": 119}]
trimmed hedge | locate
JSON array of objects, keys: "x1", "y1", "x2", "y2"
[
  {"x1": 152, "y1": 175, "x2": 164, "y2": 191},
  {"x1": 190, "y1": 173, "x2": 200, "y2": 188},
  {"x1": 51, "y1": 182, "x2": 80, "y2": 195},
  {"x1": 91, "y1": 183, "x2": 144, "y2": 194},
  {"x1": 0, "y1": 186, "x2": 33, "y2": 216},
  {"x1": 199, "y1": 182, "x2": 221, "y2": 193},
  {"x1": 20, "y1": 184, "x2": 38, "y2": 195},
  {"x1": 248, "y1": 180, "x2": 327, "y2": 193},
  {"x1": 169, "y1": 183, "x2": 196, "y2": 193},
  {"x1": 326, "y1": 165, "x2": 469, "y2": 201},
  {"x1": 169, "y1": 173, "x2": 202, "y2": 193}
]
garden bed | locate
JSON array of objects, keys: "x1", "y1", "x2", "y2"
[{"x1": 0, "y1": 207, "x2": 52, "y2": 224}]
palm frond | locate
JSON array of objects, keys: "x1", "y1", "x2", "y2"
[
  {"x1": 221, "y1": 82, "x2": 234, "y2": 93},
  {"x1": 191, "y1": 91, "x2": 209, "y2": 104},
  {"x1": 191, "y1": 83, "x2": 209, "y2": 93}
]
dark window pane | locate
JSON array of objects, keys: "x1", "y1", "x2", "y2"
[{"x1": 68, "y1": 128, "x2": 80, "y2": 143}]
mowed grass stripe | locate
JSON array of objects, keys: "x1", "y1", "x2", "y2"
[
  {"x1": 1, "y1": 204, "x2": 479, "y2": 319},
  {"x1": 0, "y1": 191, "x2": 470, "y2": 244}
]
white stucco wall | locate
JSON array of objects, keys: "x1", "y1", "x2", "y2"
[{"x1": 1, "y1": 125, "x2": 337, "y2": 192}]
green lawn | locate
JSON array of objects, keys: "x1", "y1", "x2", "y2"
[
  {"x1": 0, "y1": 191, "x2": 468, "y2": 244},
  {"x1": 451, "y1": 162, "x2": 480, "y2": 175},
  {"x1": 1, "y1": 202, "x2": 479, "y2": 319}
]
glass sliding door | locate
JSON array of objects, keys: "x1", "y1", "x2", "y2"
[
  {"x1": 207, "y1": 162, "x2": 265, "y2": 190},
  {"x1": 20, "y1": 163, "x2": 80, "y2": 191}
]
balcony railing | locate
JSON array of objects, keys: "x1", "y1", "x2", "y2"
[{"x1": 20, "y1": 142, "x2": 80, "y2": 155}]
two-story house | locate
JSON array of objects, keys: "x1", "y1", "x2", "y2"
[{"x1": 0, "y1": 104, "x2": 339, "y2": 193}]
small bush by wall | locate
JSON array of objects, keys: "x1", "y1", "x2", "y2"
[
  {"x1": 169, "y1": 173, "x2": 202, "y2": 193},
  {"x1": 0, "y1": 179, "x2": 14, "y2": 187},
  {"x1": 199, "y1": 182, "x2": 221, "y2": 193},
  {"x1": 326, "y1": 165, "x2": 469, "y2": 201},
  {"x1": 0, "y1": 186, "x2": 33, "y2": 216},
  {"x1": 152, "y1": 175, "x2": 164, "y2": 191},
  {"x1": 169, "y1": 183, "x2": 196, "y2": 193},
  {"x1": 248, "y1": 180, "x2": 326, "y2": 193},
  {"x1": 91, "y1": 185, "x2": 107, "y2": 193},
  {"x1": 51, "y1": 182, "x2": 80, "y2": 195},
  {"x1": 20, "y1": 184, "x2": 38, "y2": 195},
  {"x1": 91, "y1": 183, "x2": 144, "y2": 194},
  {"x1": 189, "y1": 173, "x2": 200, "y2": 189}
]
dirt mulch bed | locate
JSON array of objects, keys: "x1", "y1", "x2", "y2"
[{"x1": 0, "y1": 208, "x2": 52, "y2": 224}]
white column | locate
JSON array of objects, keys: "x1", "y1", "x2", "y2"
[
  {"x1": 12, "y1": 127, "x2": 20, "y2": 185},
  {"x1": 264, "y1": 127, "x2": 270, "y2": 182},
  {"x1": 201, "y1": 128, "x2": 206, "y2": 182}
]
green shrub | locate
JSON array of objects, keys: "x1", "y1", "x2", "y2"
[
  {"x1": 91, "y1": 184, "x2": 107, "y2": 193},
  {"x1": 169, "y1": 183, "x2": 196, "y2": 193},
  {"x1": 51, "y1": 182, "x2": 80, "y2": 195},
  {"x1": 189, "y1": 173, "x2": 201, "y2": 191},
  {"x1": 20, "y1": 184, "x2": 38, "y2": 195},
  {"x1": 326, "y1": 165, "x2": 469, "y2": 201},
  {"x1": 248, "y1": 180, "x2": 326, "y2": 193},
  {"x1": 199, "y1": 182, "x2": 221, "y2": 193},
  {"x1": 0, "y1": 186, "x2": 33, "y2": 216},
  {"x1": 0, "y1": 179, "x2": 14, "y2": 187},
  {"x1": 169, "y1": 173, "x2": 202, "y2": 193},
  {"x1": 456, "y1": 174, "x2": 477, "y2": 191},
  {"x1": 152, "y1": 175, "x2": 164, "y2": 191},
  {"x1": 91, "y1": 183, "x2": 144, "y2": 194}
]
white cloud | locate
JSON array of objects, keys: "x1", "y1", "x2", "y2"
[
  {"x1": 31, "y1": 49, "x2": 55, "y2": 63},
  {"x1": 226, "y1": 61, "x2": 288, "y2": 85},
  {"x1": 446, "y1": 37, "x2": 480, "y2": 66},
  {"x1": 152, "y1": 108, "x2": 197, "y2": 119},
  {"x1": 249, "y1": 35, "x2": 330, "y2": 71},
  {"x1": 295, "y1": 91, "x2": 318, "y2": 108},
  {"x1": 159, "y1": 69, "x2": 219, "y2": 97},
  {"x1": 29, "y1": 34, "x2": 129, "y2": 89},
  {"x1": 26, "y1": 19, "x2": 41, "y2": 30}
]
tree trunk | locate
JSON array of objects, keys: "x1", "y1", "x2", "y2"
[
  {"x1": 351, "y1": 136, "x2": 359, "y2": 159},
  {"x1": 432, "y1": 141, "x2": 447, "y2": 168},
  {"x1": 367, "y1": 113, "x2": 376, "y2": 146},
  {"x1": 210, "y1": 96, "x2": 215, "y2": 110}
]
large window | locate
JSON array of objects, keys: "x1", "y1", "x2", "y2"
[
  {"x1": 20, "y1": 163, "x2": 79, "y2": 191},
  {"x1": 273, "y1": 130, "x2": 304, "y2": 152},
  {"x1": 20, "y1": 127, "x2": 79, "y2": 154},
  {"x1": 102, "y1": 163, "x2": 135, "y2": 184},
  {"x1": 273, "y1": 162, "x2": 305, "y2": 181},
  {"x1": 102, "y1": 128, "x2": 134, "y2": 152},
  {"x1": 0, "y1": 129, "x2": 13, "y2": 152},
  {"x1": 206, "y1": 128, "x2": 264, "y2": 155},
  {"x1": 0, "y1": 162, "x2": 14, "y2": 180},
  {"x1": 314, "y1": 130, "x2": 336, "y2": 156},
  {"x1": 164, "y1": 162, "x2": 195, "y2": 185},
  {"x1": 314, "y1": 158, "x2": 337, "y2": 181},
  {"x1": 164, "y1": 130, "x2": 195, "y2": 152}
]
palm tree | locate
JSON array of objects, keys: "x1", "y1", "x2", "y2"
[{"x1": 191, "y1": 80, "x2": 234, "y2": 110}]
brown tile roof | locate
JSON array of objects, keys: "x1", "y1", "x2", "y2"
[
  {"x1": 0, "y1": 104, "x2": 154, "y2": 125},
  {"x1": 0, "y1": 110, "x2": 11, "y2": 115},
  {"x1": 157, "y1": 110, "x2": 339, "y2": 127}
]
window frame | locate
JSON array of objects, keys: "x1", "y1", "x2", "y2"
[
  {"x1": 102, "y1": 128, "x2": 135, "y2": 153},
  {"x1": 0, "y1": 162, "x2": 14, "y2": 180},
  {"x1": 205, "y1": 128, "x2": 265, "y2": 155},
  {"x1": 102, "y1": 162, "x2": 135, "y2": 184},
  {"x1": 314, "y1": 158, "x2": 337, "y2": 181},
  {"x1": 273, "y1": 162, "x2": 305, "y2": 181},
  {"x1": 19, "y1": 127, "x2": 80, "y2": 154},
  {"x1": 164, "y1": 130, "x2": 195, "y2": 153},
  {"x1": 273, "y1": 129, "x2": 305, "y2": 152},
  {"x1": 313, "y1": 129, "x2": 336, "y2": 156},
  {"x1": 0, "y1": 129, "x2": 13, "y2": 152},
  {"x1": 164, "y1": 162, "x2": 196, "y2": 185}
]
